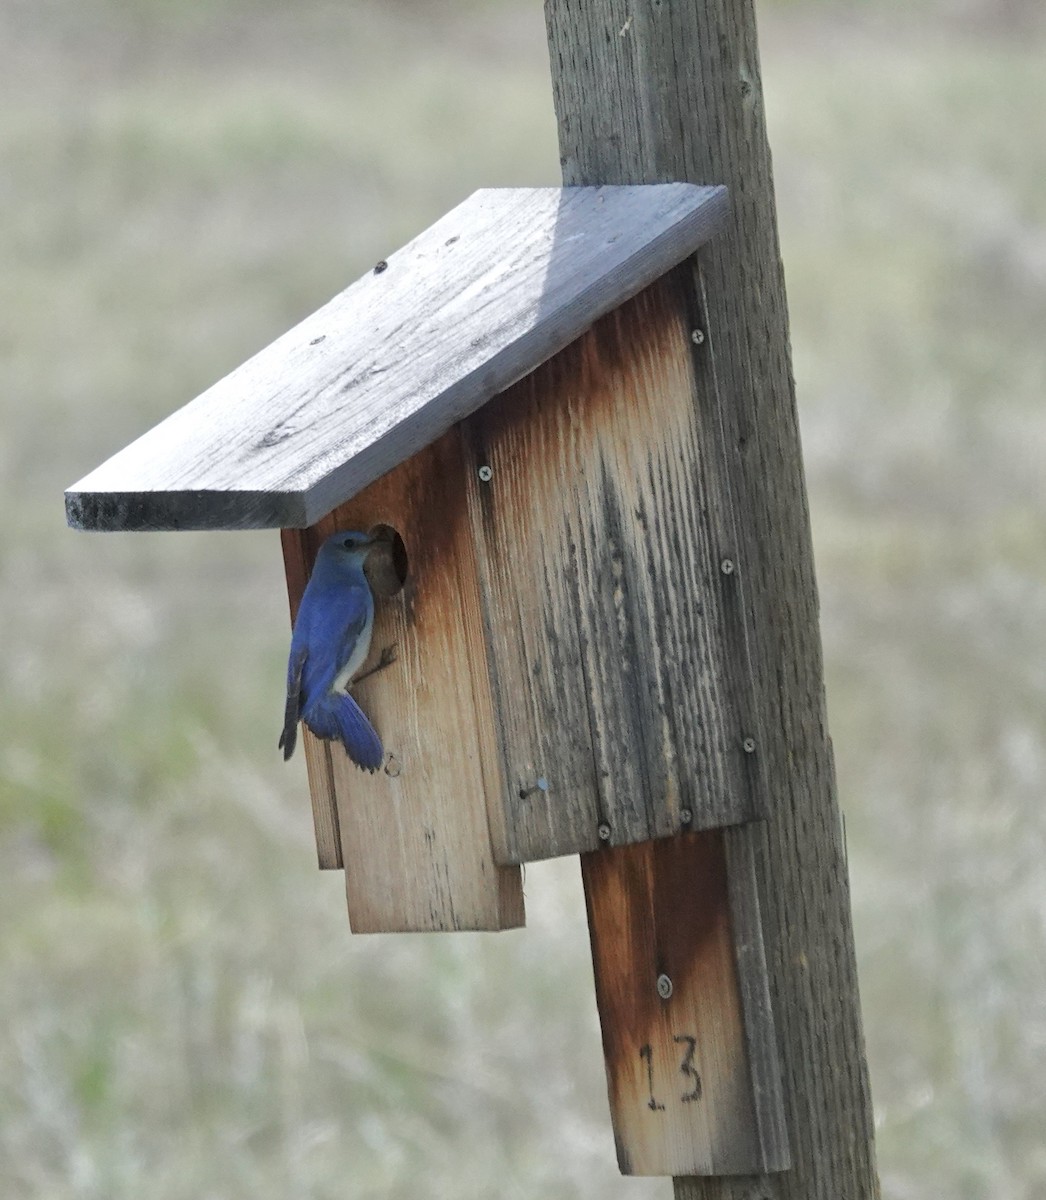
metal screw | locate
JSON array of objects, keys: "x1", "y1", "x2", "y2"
[
  {"x1": 597, "y1": 822, "x2": 612, "y2": 842},
  {"x1": 656, "y1": 974, "x2": 673, "y2": 999},
  {"x1": 478, "y1": 465, "x2": 493, "y2": 482},
  {"x1": 680, "y1": 807, "x2": 693, "y2": 825},
  {"x1": 384, "y1": 754, "x2": 402, "y2": 778},
  {"x1": 373, "y1": 259, "x2": 388, "y2": 274},
  {"x1": 742, "y1": 737, "x2": 756, "y2": 754},
  {"x1": 690, "y1": 328, "x2": 706, "y2": 345},
  {"x1": 720, "y1": 557, "x2": 735, "y2": 575}
]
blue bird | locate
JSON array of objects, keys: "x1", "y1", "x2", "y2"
[{"x1": 279, "y1": 530, "x2": 391, "y2": 772}]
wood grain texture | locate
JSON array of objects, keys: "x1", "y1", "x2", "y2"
[
  {"x1": 721, "y1": 832, "x2": 789, "y2": 1168},
  {"x1": 544, "y1": 1, "x2": 879, "y2": 1196},
  {"x1": 582, "y1": 832, "x2": 787, "y2": 1176},
  {"x1": 65, "y1": 184, "x2": 728, "y2": 533},
  {"x1": 464, "y1": 268, "x2": 764, "y2": 864},
  {"x1": 282, "y1": 432, "x2": 524, "y2": 933}
]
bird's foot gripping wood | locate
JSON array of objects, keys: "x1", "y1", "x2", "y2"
[{"x1": 352, "y1": 643, "x2": 397, "y2": 686}]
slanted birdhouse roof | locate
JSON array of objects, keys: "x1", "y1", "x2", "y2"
[{"x1": 66, "y1": 183, "x2": 728, "y2": 532}]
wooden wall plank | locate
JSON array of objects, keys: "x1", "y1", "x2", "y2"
[
  {"x1": 66, "y1": 184, "x2": 728, "y2": 533},
  {"x1": 285, "y1": 432, "x2": 524, "y2": 933},
  {"x1": 582, "y1": 832, "x2": 787, "y2": 1176},
  {"x1": 464, "y1": 268, "x2": 764, "y2": 863}
]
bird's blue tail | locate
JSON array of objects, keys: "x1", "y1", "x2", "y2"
[{"x1": 304, "y1": 692, "x2": 384, "y2": 773}]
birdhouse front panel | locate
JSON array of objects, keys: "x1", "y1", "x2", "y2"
[
  {"x1": 282, "y1": 430, "x2": 524, "y2": 934},
  {"x1": 464, "y1": 265, "x2": 764, "y2": 865}
]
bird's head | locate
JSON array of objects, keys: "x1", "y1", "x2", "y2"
[{"x1": 317, "y1": 529, "x2": 378, "y2": 568}]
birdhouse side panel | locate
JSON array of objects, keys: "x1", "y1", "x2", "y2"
[
  {"x1": 283, "y1": 432, "x2": 524, "y2": 933},
  {"x1": 464, "y1": 266, "x2": 763, "y2": 865}
]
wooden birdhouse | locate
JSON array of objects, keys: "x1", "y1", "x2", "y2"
[{"x1": 66, "y1": 184, "x2": 789, "y2": 1177}]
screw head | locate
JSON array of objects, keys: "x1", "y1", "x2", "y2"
[
  {"x1": 477, "y1": 465, "x2": 493, "y2": 482},
  {"x1": 720, "y1": 557, "x2": 735, "y2": 575},
  {"x1": 656, "y1": 973, "x2": 673, "y2": 999},
  {"x1": 597, "y1": 822, "x2": 612, "y2": 842},
  {"x1": 742, "y1": 736, "x2": 756, "y2": 754},
  {"x1": 384, "y1": 754, "x2": 402, "y2": 778},
  {"x1": 690, "y1": 328, "x2": 706, "y2": 345},
  {"x1": 680, "y1": 807, "x2": 693, "y2": 825}
]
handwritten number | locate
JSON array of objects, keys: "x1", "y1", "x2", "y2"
[
  {"x1": 639, "y1": 1044, "x2": 665, "y2": 1111},
  {"x1": 673, "y1": 1034, "x2": 702, "y2": 1103},
  {"x1": 638, "y1": 1035, "x2": 702, "y2": 1111}
]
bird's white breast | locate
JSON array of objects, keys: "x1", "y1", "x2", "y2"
[{"x1": 332, "y1": 609, "x2": 374, "y2": 693}]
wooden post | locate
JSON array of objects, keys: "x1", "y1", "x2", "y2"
[{"x1": 543, "y1": 3, "x2": 880, "y2": 1197}]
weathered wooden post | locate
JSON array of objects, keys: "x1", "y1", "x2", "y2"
[{"x1": 543, "y1": 2, "x2": 880, "y2": 1197}]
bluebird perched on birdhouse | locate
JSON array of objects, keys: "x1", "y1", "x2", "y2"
[{"x1": 279, "y1": 530, "x2": 386, "y2": 772}]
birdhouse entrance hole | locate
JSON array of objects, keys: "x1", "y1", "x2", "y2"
[{"x1": 364, "y1": 524, "x2": 409, "y2": 598}]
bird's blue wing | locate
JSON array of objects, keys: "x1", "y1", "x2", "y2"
[
  {"x1": 280, "y1": 574, "x2": 375, "y2": 763},
  {"x1": 298, "y1": 580, "x2": 372, "y2": 700},
  {"x1": 279, "y1": 644, "x2": 307, "y2": 761}
]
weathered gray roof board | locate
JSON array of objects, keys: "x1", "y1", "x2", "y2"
[{"x1": 66, "y1": 183, "x2": 728, "y2": 532}]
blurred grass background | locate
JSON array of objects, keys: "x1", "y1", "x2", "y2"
[{"x1": 2, "y1": 0, "x2": 1044, "y2": 1197}]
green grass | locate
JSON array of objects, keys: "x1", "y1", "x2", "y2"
[{"x1": 2, "y1": 2, "x2": 1045, "y2": 1198}]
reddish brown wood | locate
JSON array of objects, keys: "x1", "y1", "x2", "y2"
[{"x1": 583, "y1": 832, "x2": 787, "y2": 1176}]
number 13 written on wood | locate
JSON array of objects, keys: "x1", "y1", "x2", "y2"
[{"x1": 639, "y1": 1034, "x2": 703, "y2": 1112}]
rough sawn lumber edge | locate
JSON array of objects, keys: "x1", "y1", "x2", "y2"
[{"x1": 65, "y1": 183, "x2": 728, "y2": 533}]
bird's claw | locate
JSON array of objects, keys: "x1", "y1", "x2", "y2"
[{"x1": 353, "y1": 643, "x2": 398, "y2": 685}]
